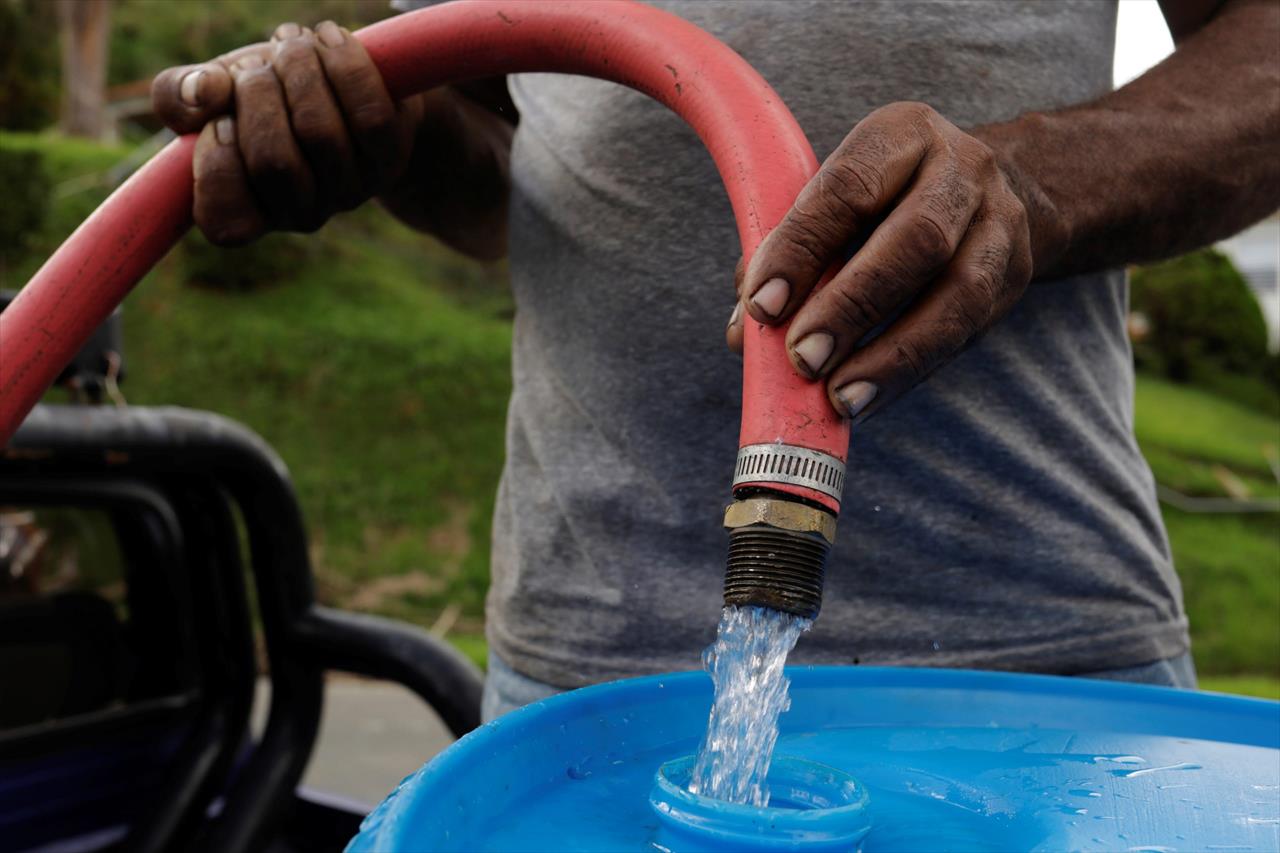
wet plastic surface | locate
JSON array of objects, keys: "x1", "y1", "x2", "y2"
[{"x1": 347, "y1": 666, "x2": 1280, "y2": 852}]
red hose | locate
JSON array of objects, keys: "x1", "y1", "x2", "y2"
[{"x1": 0, "y1": 0, "x2": 848, "y2": 511}]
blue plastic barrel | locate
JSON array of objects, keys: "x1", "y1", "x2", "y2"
[{"x1": 347, "y1": 667, "x2": 1280, "y2": 852}]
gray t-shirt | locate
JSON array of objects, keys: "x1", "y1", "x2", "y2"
[{"x1": 404, "y1": 0, "x2": 1189, "y2": 687}]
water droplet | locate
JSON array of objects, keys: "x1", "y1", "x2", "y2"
[
  {"x1": 1116, "y1": 762, "x2": 1201, "y2": 779},
  {"x1": 873, "y1": 505, "x2": 881, "y2": 511}
]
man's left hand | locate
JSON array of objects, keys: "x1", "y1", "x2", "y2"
[{"x1": 726, "y1": 101, "x2": 1036, "y2": 423}]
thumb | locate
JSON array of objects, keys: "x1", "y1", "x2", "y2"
[
  {"x1": 151, "y1": 61, "x2": 235, "y2": 134},
  {"x1": 151, "y1": 43, "x2": 272, "y2": 134}
]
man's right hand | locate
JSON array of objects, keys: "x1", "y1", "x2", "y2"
[{"x1": 151, "y1": 21, "x2": 422, "y2": 246}]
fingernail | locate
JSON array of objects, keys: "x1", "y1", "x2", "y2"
[
  {"x1": 750, "y1": 277, "x2": 789, "y2": 319},
  {"x1": 233, "y1": 54, "x2": 265, "y2": 74},
  {"x1": 727, "y1": 302, "x2": 742, "y2": 329},
  {"x1": 179, "y1": 70, "x2": 204, "y2": 106},
  {"x1": 833, "y1": 381, "x2": 878, "y2": 420},
  {"x1": 274, "y1": 22, "x2": 302, "y2": 40},
  {"x1": 317, "y1": 21, "x2": 345, "y2": 47},
  {"x1": 794, "y1": 332, "x2": 834, "y2": 376},
  {"x1": 215, "y1": 117, "x2": 234, "y2": 145}
]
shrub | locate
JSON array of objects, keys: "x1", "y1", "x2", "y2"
[
  {"x1": 1130, "y1": 249, "x2": 1270, "y2": 383},
  {"x1": 0, "y1": 146, "x2": 50, "y2": 267}
]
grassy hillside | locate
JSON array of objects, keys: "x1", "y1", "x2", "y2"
[
  {"x1": 1133, "y1": 375, "x2": 1280, "y2": 685},
  {"x1": 5, "y1": 132, "x2": 1278, "y2": 694}
]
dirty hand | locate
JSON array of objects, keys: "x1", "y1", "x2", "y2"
[
  {"x1": 151, "y1": 21, "x2": 421, "y2": 245},
  {"x1": 726, "y1": 102, "x2": 1035, "y2": 423}
]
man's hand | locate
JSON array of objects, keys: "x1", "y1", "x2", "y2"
[
  {"x1": 727, "y1": 102, "x2": 1034, "y2": 423},
  {"x1": 151, "y1": 21, "x2": 421, "y2": 246}
]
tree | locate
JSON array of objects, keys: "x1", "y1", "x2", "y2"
[
  {"x1": 56, "y1": 0, "x2": 111, "y2": 138},
  {"x1": 1130, "y1": 249, "x2": 1270, "y2": 386},
  {"x1": 0, "y1": 0, "x2": 60, "y2": 131}
]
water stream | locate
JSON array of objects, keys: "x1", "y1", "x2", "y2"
[{"x1": 687, "y1": 605, "x2": 811, "y2": 806}]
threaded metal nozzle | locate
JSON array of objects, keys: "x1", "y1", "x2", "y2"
[{"x1": 722, "y1": 497, "x2": 835, "y2": 619}]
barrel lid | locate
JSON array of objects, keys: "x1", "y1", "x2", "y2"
[{"x1": 348, "y1": 666, "x2": 1280, "y2": 852}]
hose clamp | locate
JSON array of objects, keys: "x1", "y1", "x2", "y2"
[{"x1": 732, "y1": 443, "x2": 846, "y2": 503}]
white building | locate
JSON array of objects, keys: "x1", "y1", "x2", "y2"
[{"x1": 1217, "y1": 214, "x2": 1280, "y2": 353}]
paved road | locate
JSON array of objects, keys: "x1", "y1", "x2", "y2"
[{"x1": 253, "y1": 676, "x2": 457, "y2": 809}]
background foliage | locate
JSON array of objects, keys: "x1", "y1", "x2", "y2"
[
  {"x1": 0, "y1": 0, "x2": 59, "y2": 131},
  {"x1": 1131, "y1": 249, "x2": 1277, "y2": 415}
]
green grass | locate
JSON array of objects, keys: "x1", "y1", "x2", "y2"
[
  {"x1": 1133, "y1": 373, "x2": 1280, "y2": 683},
  {"x1": 1199, "y1": 675, "x2": 1280, "y2": 701},
  {"x1": 126, "y1": 218, "x2": 512, "y2": 620},
  {"x1": 1134, "y1": 375, "x2": 1279, "y2": 478},
  {"x1": 1161, "y1": 509, "x2": 1280, "y2": 675}
]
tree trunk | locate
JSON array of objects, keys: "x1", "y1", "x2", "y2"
[{"x1": 56, "y1": 0, "x2": 111, "y2": 139}]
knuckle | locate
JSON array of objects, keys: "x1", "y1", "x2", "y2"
[
  {"x1": 234, "y1": 66, "x2": 278, "y2": 100},
  {"x1": 349, "y1": 98, "x2": 395, "y2": 133},
  {"x1": 323, "y1": 50, "x2": 374, "y2": 89},
  {"x1": 1007, "y1": 198, "x2": 1030, "y2": 232},
  {"x1": 822, "y1": 158, "x2": 882, "y2": 217},
  {"x1": 972, "y1": 140, "x2": 998, "y2": 174},
  {"x1": 281, "y1": 62, "x2": 323, "y2": 95},
  {"x1": 780, "y1": 210, "x2": 840, "y2": 267},
  {"x1": 829, "y1": 285, "x2": 883, "y2": 334},
  {"x1": 273, "y1": 37, "x2": 313, "y2": 66},
  {"x1": 954, "y1": 265, "x2": 1001, "y2": 323},
  {"x1": 1008, "y1": 241, "x2": 1034, "y2": 289},
  {"x1": 196, "y1": 157, "x2": 241, "y2": 183},
  {"x1": 897, "y1": 100, "x2": 940, "y2": 129},
  {"x1": 956, "y1": 137, "x2": 998, "y2": 178},
  {"x1": 883, "y1": 100, "x2": 933, "y2": 121},
  {"x1": 906, "y1": 212, "x2": 955, "y2": 266},
  {"x1": 245, "y1": 146, "x2": 297, "y2": 182},
  {"x1": 942, "y1": 292, "x2": 989, "y2": 345},
  {"x1": 893, "y1": 338, "x2": 931, "y2": 380},
  {"x1": 290, "y1": 104, "x2": 338, "y2": 144}
]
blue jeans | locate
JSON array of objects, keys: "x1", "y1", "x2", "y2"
[{"x1": 481, "y1": 651, "x2": 1198, "y2": 722}]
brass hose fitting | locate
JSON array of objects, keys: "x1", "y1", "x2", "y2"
[{"x1": 722, "y1": 495, "x2": 837, "y2": 619}]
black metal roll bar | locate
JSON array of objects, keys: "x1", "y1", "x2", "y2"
[{"x1": 4, "y1": 404, "x2": 483, "y2": 853}]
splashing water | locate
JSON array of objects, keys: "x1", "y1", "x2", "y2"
[{"x1": 687, "y1": 605, "x2": 811, "y2": 806}]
